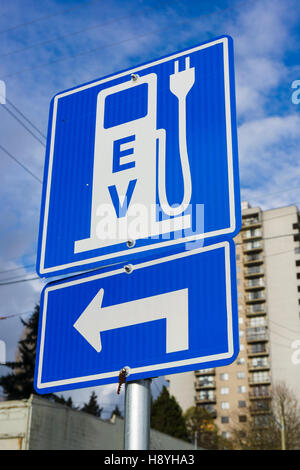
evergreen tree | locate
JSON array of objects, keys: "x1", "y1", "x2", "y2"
[
  {"x1": 0, "y1": 305, "x2": 39, "y2": 400},
  {"x1": 151, "y1": 386, "x2": 189, "y2": 441},
  {"x1": 80, "y1": 390, "x2": 103, "y2": 417},
  {"x1": 0, "y1": 305, "x2": 75, "y2": 408},
  {"x1": 111, "y1": 404, "x2": 123, "y2": 419}
]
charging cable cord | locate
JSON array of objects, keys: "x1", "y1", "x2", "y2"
[{"x1": 157, "y1": 57, "x2": 194, "y2": 217}]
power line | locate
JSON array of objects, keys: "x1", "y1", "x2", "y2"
[
  {"x1": 0, "y1": 144, "x2": 42, "y2": 184},
  {"x1": 3, "y1": 96, "x2": 46, "y2": 140},
  {"x1": 0, "y1": 4, "x2": 167, "y2": 61},
  {"x1": 244, "y1": 185, "x2": 300, "y2": 201},
  {"x1": 0, "y1": 275, "x2": 41, "y2": 286},
  {"x1": 1, "y1": 104, "x2": 46, "y2": 147},
  {"x1": 0, "y1": 263, "x2": 35, "y2": 276},
  {"x1": 236, "y1": 232, "x2": 300, "y2": 246},
  {"x1": 0, "y1": 0, "x2": 102, "y2": 35},
  {"x1": 0, "y1": 311, "x2": 32, "y2": 320},
  {"x1": 2, "y1": 0, "x2": 257, "y2": 80}
]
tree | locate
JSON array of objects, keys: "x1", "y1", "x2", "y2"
[
  {"x1": 229, "y1": 381, "x2": 300, "y2": 450},
  {"x1": 111, "y1": 404, "x2": 123, "y2": 419},
  {"x1": 0, "y1": 305, "x2": 75, "y2": 408},
  {"x1": 80, "y1": 391, "x2": 103, "y2": 417},
  {"x1": 150, "y1": 386, "x2": 189, "y2": 441},
  {"x1": 0, "y1": 305, "x2": 39, "y2": 400},
  {"x1": 184, "y1": 406, "x2": 226, "y2": 450}
]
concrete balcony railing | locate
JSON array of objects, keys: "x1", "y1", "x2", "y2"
[
  {"x1": 245, "y1": 279, "x2": 265, "y2": 290},
  {"x1": 248, "y1": 375, "x2": 271, "y2": 385},
  {"x1": 195, "y1": 393, "x2": 217, "y2": 404},
  {"x1": 246, "y1": 303, "x2": 267, "y2": 316},
  {"x1": 244, "y1": 267, "x2": 264, "y2": 278},
  {"x1": 243, "y1": 242, "x2": 263, "y2": 253},
  {"x1": 195, "y1": 379, "x2": 216, "y2": 389}
]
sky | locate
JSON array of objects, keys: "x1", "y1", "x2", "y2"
[{"x1": 0, "y1": 0, "x2": 300, "y2": 418}]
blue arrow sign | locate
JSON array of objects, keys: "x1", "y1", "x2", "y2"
[
  {"x1": 37, "y1": 35, "x2": 241, "y2": 278},
  {"x1": 34, "y1": 241, "x2": 239, "y2": 394}
]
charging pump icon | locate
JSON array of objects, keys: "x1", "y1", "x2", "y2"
[{"x1": 75, "y1": 56, "x2": 195, "y2": 253}]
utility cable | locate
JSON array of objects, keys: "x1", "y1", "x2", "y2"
[
  {"x1": 0, "y1": 3, "x2": 171, "y2": 61},
  {"x1": 0, "y1": 276, "x2": 41, "y2": 286},
  {"x1": 3, "y1": 96, "x2": 46, "y2": 140},
  {"x1": 2, "y1": 104, "x2": 46, "y2": 147},
  {"x1": 0, "y1": 0, "x2": 102, "y2": 35},
  {"x1": 2, "y1": 0, "x2": 258, "y2": 80},
  {"x1": 0, "y1": 144, "x2": 42, "y2": 183},
  {"x1": 0, "y1": 263, "x2": 36, "y2": 276}
]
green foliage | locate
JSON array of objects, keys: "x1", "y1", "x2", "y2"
[
  {"x1": 0, "y1": 305, "x2": 74, "y2": 408},
  {"x1": 150, "y1": 386, "x2": 189, "y2": 441},
  {"x1": 0, "y1": 305, "x2": 39, "y2": 400},
  {"x1": 111, "y1": 404, "x2": 123, "y2": 419},
  {"x1": 80, "y1": 390, "x2": 103, "y2": 417},
  {"x1": 184, "y1": 406, "x2": 225, "y2": 450}
]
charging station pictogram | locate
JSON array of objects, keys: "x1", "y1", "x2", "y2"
[{"x1": 37, "y1": 35, "x2": 241, "y2": 277}]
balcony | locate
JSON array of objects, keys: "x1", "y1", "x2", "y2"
[
  {"x1": 248, "y1": 360, "x2": 270, "y2": 371},
  {"x1": 246, "y1": 327, "x2": 268, "y2": 343},
  {"x1": 247, "y1": 346, "x2": 269, "y2": 357},
  {"x1": 242, "y1": 217, "x2": 262, "y2": 229},
  {"x1": 195, "y1": 378, "x2": 216, "y2": 389},
  {"x1": 244, "y1": 254, "x2": 264, "y2": 266},
  {"x1": 244, "y1": 266, "x2": 264, "y2": 278},
  {"x1": 195, "y1": 368, "x2": 215, "y2": 376},
  {"x1": 246, "y1": 292, "x2": 266, "y2": 303},
  {"x1": 245, "y1": 278, "x2": 265, "y2": 291},
  {"x1": 249, "y1": 389, "x2": 271, "y2": 400},
  {"x1": 249, "y1": 403, "x2": 271, "y2": 414},
  {"x1": 242, "y1": 230, "x2": 262, "y2": 242},
  {"x1": 196, "y1": 404, "x2": 217, "y2": 419},
  {"x1": 248, "y1": 375, "x2": 271, "y2": 386},
  {"x1": 195, "y1": 393, "x2": 217, "y2": 404},
  {"x1": 246, "y1": 305, "x2": 267, "y2": 316},
  {"x1": 243, "y1": 241, "x2": 263, "y2": 253}
]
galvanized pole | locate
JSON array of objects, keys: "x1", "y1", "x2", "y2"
[{"x1": 124, "y1": 379, "x2": 151, "y2": 450}]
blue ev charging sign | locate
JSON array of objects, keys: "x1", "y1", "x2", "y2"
[
  {"x1": 34, "y1": 241, "x2": 239, "y2": 393},
  {"x1": 37, "y1": 35, "x2": 241, "y2": 277}
]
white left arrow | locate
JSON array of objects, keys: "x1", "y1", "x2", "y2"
[{"x1": 73, "y1": 288, "x2": 189, "y2": 354}]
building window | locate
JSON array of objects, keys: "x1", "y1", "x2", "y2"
[
  {"x1": 221, "y1": 402, "x2": 230, "y2": 409},
  {"x1": 221, "y1": 416, "x2": 229, "y2": 424},
  {"x1": 240, "y1": 344, "x2": 245, "y2": 351},
  {"x1": 221, "y1": 387, "x2": 229, "y2": 395},
  {"x1": 239, "y1": 415, "x2": 247, "y2": 423},
  {"x1": 238, "y1": 386, "x2": 247, "y2": 393},
  {"x1": 238, "y1": 401, "x2": 246, "y2": 408},
  {"x1": 221, "y1": 431, "x2": 230, "y2": 439},
  {"x1": 237, "y1": 372, "x2": 246, "y2": 379},
  {"x1": 237, "y1": 357, "x2": 245, "y2": 365},
  {"x1": 220, "y1": 373, "x2": 229, "y2": 381}
]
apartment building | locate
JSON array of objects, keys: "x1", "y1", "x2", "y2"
[{"x1": 166, "y1": 202, "x2": 300, "y2": 439}]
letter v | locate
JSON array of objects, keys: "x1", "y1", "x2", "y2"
[{"x1": 108, "y1": 179, "x2": 137, "y2": 218}]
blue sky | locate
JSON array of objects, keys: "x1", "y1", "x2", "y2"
[{"x1": 0, "y1": 0, "x2": 300, "y2": 416}]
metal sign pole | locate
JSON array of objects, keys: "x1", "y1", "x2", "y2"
[{"x1": 124, "y1": 379, "x2": 151, "y2": 450}]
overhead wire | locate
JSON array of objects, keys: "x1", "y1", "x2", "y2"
[
  {"x1": 2, "y1": 0, "x2": 258, "y2": 80},
  {"x1": 3, "y1": 96, "x2": 46, "y2": 141},
  {"x1": 0, "y1": 144, "x2": 43, "y2": 183},
  {"x1": 0, "y1": 0, "x2": 103, "y2": 35},
  {"x1": 2, "y1": 104, "x2": 46, "y2": 147},
  {"x1": 0, "y1": 4, "x2": 171, "y2": 61}
]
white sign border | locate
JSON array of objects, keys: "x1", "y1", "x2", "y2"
[
  {"x1": 36, "y1": 241, "x2": 235, "y2": 390},
  {"x1": 39, "y1": 36, "x2": 236, "y2": 275}
]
